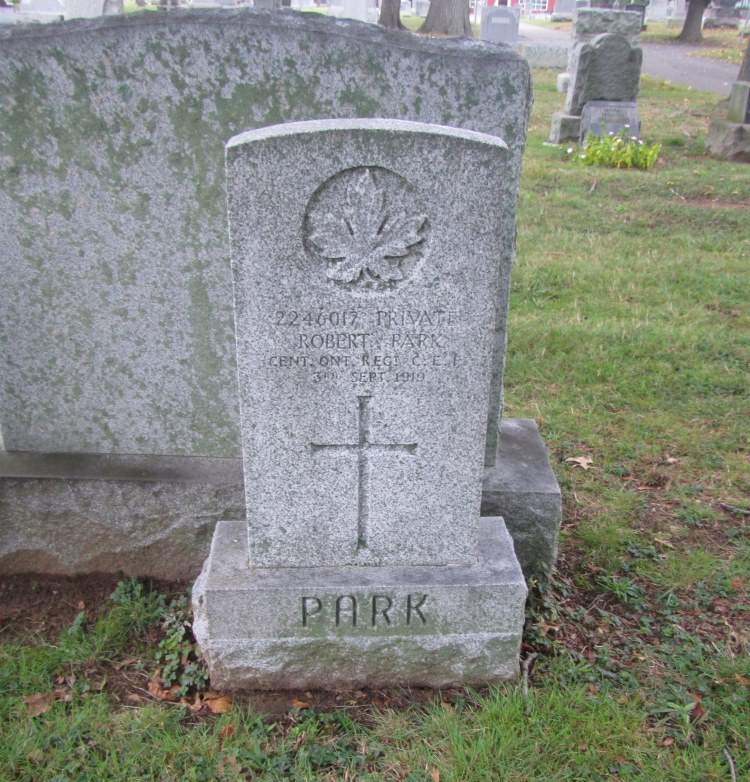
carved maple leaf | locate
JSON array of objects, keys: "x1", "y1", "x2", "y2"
[{"x1": 309, "y1": 170, "x2": 427, "y2": 284}]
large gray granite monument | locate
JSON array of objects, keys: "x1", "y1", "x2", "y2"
[
  {"x1": 192, "y1": 119, "x2": 528, "y2": 689},
  {"x1": 1, "y1": 11, "x2": 560, "y2": 593}
]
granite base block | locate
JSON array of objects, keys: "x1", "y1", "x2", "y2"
[
  {"x1": 0, "y1": 421, "x2": 560, "y2": 582},
  {"x1": 482, "y1": 419, "x2": 561, "y2": 591},
  {"x1": 193, "y1": 519, "x2": 527, "y2": 690},
  {"x1": 549, "y1": 112, "x2": 582, "y2": 143}
]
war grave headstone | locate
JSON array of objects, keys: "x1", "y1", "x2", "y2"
[
  {"x1": 550, "y1": 30, "x2": 643, "y2": 142},
  {"x1": 706, "y1": 81, "x2": 750, "y2": 162},
  {"x1": 192, "y1": 118, "x2": 528, "y2": 690},
  {"x1": 0, "y1": 3, "x2": 15, "y2": 23},
  {"x1": 480, "y1": 4, "x2": 520, "y2": 45},
  {"x1": 1, "y1": 11, "x2": 559, "y2": 589}
]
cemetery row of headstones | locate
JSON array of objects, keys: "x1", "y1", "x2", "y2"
[{"x1": 549, "y1": 9, "x2": 644, "y2": 143}]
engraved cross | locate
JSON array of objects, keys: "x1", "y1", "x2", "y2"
[{"x1": 311, "y1": 395, "x2": 417, "y2": 551}]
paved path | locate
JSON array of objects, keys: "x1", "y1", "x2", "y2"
[{"x1": 518, "y1": 22, "x2": 739, "y2": 96}]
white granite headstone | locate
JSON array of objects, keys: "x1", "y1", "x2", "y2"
[{"x1": 193, "y1": 119, "x2": 527, "y2": 689}]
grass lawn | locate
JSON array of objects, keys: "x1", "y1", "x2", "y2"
[{"x1": 1, "y1": 71, "x2": 748, "y2": 781}]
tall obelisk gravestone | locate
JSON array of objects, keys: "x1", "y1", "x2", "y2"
[{"x1": 192, "y1": 119, "x2": 527, "y2": 689}]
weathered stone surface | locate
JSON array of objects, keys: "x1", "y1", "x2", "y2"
[
  {"x1": 727, "y1": 81, "x2": 750, "y2": 125},
  {"x1": 520, "y1": 43, "x2": 568, "y2": 69},
  {"x1": 227, "y1": 119, "x2": 512, "y2": 568},
  {"x1": 706, "y1": 118, "x2": 750, "y2": 163},
  {"x1": 480, "y1": 5, "x2": 520, "y2": 46},
  {"x1": 565, "y1": 33, "x2": 642, "y2": 116},
  {"x1": 193, "y1": 519, "x2": 527, "y2": 689},
  {"x1": 0, "y1": 473, "x2": 242, "y2": 578},
  {"x1": 572, "y1": 8, "x2": 642, "y2": 42},
  {"x1": 481, "y1": 419, "x2": 561, "y2": 590},
  {"x1": 548, "y1": 112, "x2": 582, "y2": 143},
  {"x1": 580, "y1": 100, "x2": 640, "y2": 139},
  {"x1": 0, "y1": 11, "x2": 530, "y2": 465},
  {"x1": 0, "y1": 418, "x2": 560, "y2": 582},
  {"x1": 565, "y1": 8, "x2": 641, "y2": 75}
]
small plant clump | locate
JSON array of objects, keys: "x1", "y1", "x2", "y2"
[
  {"x1": 111, "y1": 578, "x2": 208, "y2": 696},
  {"x1": 568, "y1": 129, "x2": 661, "y2": 170},
  {"x1": 154, "y1": 593, "x2": 208, "y2": 697}
]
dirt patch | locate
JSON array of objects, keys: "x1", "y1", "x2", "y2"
[
  {"x1": 684, "y1": 198, "x2": 750, "y2": 210},
  {"x1": 0, "y1": 573, "x2": 184, "y2": 639}
]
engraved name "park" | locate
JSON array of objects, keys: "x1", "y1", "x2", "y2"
[{"x1": 301, "y1": 594, "x2": 428, "y2": 627}]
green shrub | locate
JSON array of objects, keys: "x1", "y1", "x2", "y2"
[{"x1": 568, "y1": 129, "x2": 661, "y2": 170}]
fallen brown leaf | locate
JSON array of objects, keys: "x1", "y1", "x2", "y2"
[
  {"x1": 430, "y1": 768, "x2": 440, "y2": 782},
  {"x1": 689, "y1": 699, "x2": 705, "y2": 723},
  {"x1": 565, "y1": 456, "x2": 594, "y2": 470},
  {"x1": 23, "y1": 693, "x2": 54, "y2": 718},
  {"x1": 291, "y1": 699, "x2": 309, "y2": 709},
  {"x1": 203, "y1": 692, "x2": 233, "y2": 714},
  {"x1": 147, "y1": 672, "x2": 179, "y2": 702},
  {"x1": 220, "y1": 724, "x2": 236, "y2": 739}
]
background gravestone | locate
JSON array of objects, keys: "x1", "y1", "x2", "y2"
[
  {"x1": 706, "y1": 81, "x2": 750, "y2": 162},
  {"x1": 17, "y1": 0, "x2": 64, "y2": 21},
  {"x1": 63, "y1": 0, "x2": 108, "y2": 18},
  {"x1": 480, "y1": 5, "x2": 520, "y2": 46},
  {"x1": 550, "y1": 31, "x2": 642, "y2": 142},
  {"x1": 551, "y1": 0, "x2": 576, "y2": 21},
  {"x1": 580, "y1": 100, "x2": 640, "y2": 138},
  {"x1": 557, "y1": 8, "x2": 641, "y2": 93},
  {"x1": 193, "y1": 119, "x2": 528, "y2": 690},
  {"x1": 565, "y1": 33, "x2": 642, "y2": 116}
]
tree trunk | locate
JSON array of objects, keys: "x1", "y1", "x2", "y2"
[
  {"x1": 677, "y1": 0, "x2": 709, "y2": 42},
  {"x1": 739, "y1": 35, "x2": 750, "y2": 82},
  {"x1": 420, "y1": 0, "x2": 471, "y2": 36},
  {"x1": 379, "y1": 0, "x2": 406, "y2": 29}
]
